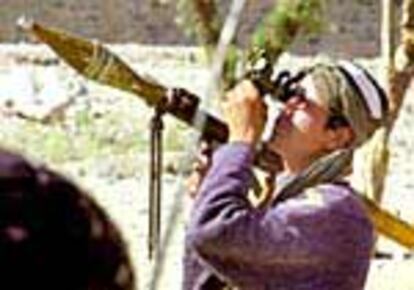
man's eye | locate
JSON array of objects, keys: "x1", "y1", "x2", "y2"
[
  {"x1": 290, "y1": 86, "x2": 307, "y2": 101},
  {"x1": 297, "y1": 94, "x2": 307, "y2": 103}
]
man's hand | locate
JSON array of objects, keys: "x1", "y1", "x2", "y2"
[
  {"x1": 186, "y1": 80, "x2": 267, "y2": 198},
  {"x1": 185, "y1": 141, "x2": 213, "y2": 199},
  {"x1": 222, "y1": 80, "x2": 267, "y2": 146}
]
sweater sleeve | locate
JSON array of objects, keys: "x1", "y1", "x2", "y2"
[{"x1": 186, "y1": 143, "x2": 326, "y2": 283}]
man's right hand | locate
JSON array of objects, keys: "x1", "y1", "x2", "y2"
[{"x1": 222, "y1": 80, "x2": 267, "y2": 146}]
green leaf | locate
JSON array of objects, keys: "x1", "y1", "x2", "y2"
[{"x1": 251, "y1": 0, "x2": 326, "y2": 63}]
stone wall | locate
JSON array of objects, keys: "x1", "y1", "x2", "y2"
[{"x1": 1, "y1": 0, "x2": 384, "y2": 56}]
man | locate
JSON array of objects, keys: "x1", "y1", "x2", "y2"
[
  {"x1": 184, "y1": 60, "x2": 388, "y2": 290},
  {"x1": 0, "y1": 149, "x2": 136, "y2": 290}
]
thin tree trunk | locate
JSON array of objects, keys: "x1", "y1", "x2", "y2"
[
  {"x1": 357, "y1": 0, "x2": 414, "y2": 232},
  {"x1": 354, "y1": 0, "x2": 396, "y2": 202},
  {"x1": 382, "y1": 0, "x2": 397, "y2": 77},
  {"x1": 176, "y1": 0, "x2": 222, "y2": 60},
  {"x1": 389, "y1": 0, "x2": 414, "y2": 123},
  {"x1": 192, "y1": 0, "x2": 222, "y2": 47}
]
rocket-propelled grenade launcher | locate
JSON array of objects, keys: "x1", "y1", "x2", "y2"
[{"x1": 17, "y1": 17, "x2": 281, "y2": 172}]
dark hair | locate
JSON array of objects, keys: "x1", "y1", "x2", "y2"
[
  {"x1": 325, "y1": 114, "x2": 350, "y2": 130},
  {"x1": 0, "y1": 149, "x2": 135, "y2": 290}
]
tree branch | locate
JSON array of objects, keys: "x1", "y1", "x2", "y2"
[
  {"x1": 251, "y1": 0, "x2": 326, "y2": 64},
  {"x1": 389, "y1": 0, "x2": 414, "y2": 124},
  {"x1": 176, "y1": 0, "x2": 222, "y2": 54},
  {"x1": 192, "y1": 0, "x2": 222, "y2": 46}
]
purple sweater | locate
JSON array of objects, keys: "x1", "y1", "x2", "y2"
[{"x1": 184, "y1": 143, "x2": 374, "y2": 290}]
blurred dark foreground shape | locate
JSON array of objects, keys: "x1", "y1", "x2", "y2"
[{"x1": 0, "y1": 148, "x2": 136, "y2": 290}]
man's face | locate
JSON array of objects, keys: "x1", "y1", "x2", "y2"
[{"x1": 266, "y1": 75, "x2": 337, "y2": 163}]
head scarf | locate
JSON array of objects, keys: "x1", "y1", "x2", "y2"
[
  {"x1": 0, "y1": 149, "x2": 136, "y2": 290},
  {"x1": 308, "y1": 60, "x2": 388, "y2": 146},
  {"x1": 273, "y1": 60, "x2": 389, "y2": 204}
]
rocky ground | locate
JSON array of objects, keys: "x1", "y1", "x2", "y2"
[{"x1": 0, "y1": 45, "x2": 413, "y2": 290}]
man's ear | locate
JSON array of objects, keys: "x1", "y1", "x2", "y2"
[{"x1": 325, "y1": 126, "x2": 354, "y2": 151}]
